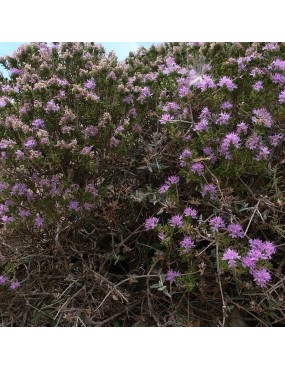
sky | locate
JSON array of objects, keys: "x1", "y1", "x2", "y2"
[{"x1": 0, "y1": 42, "x2": 161, "y2": 77}]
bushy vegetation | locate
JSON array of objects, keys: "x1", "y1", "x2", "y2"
[{"x1": 0, "y1": 42, "x2": 284, "y2": 326}]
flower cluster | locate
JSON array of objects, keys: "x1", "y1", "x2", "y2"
[{"x1": 0, "y1": 275, "x2": 21, "y2": 290}]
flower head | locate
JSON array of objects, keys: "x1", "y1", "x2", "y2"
[
  {"x1": 0, "y1": 275, "x2": 7, "y2": 285},
  {"x1": 201, "y1": 184, "x2": 217, "y2": 200},
  {"x1": 180, "y1": 236, "x2": 195, "y2": 251},
  {"x1": 279, "y1": 90, "x2": 285, "y2": 103},
  {"x1": 252, "y1": 268, "x2": 271, "y2": 288},
  {"x1": 218, "y1": 76, "x2": 237, "y2": 91},
  {"x1": 10, "y1": 281, "x2": 21, "y2": 290},
  {"x1": 253, "y1": 81, "x2": 263, "y2": 91},
  {"x1": 227, "y1": 223, "x2": 244, "y2": 238},
  {"x1": 85, "y1": 79, "x2": 96, "y2": 90},
  {"x1": 34, "y1": 215, "x2": 44, "y2": 228},
  {"x1": 145, "y1": 217, "x2": 159, "y2": 230},
  {"x1": 166, "y1": 269, "x2": 181, "y2": 284},
  {"x1": 190, "y1": 162, "x2": 204, "y2": 175},
  {"x1": 159, "y1": 184, "x2": 170, "y2": 194},
  {"x1": 209, "y1": 216, "x2": 225, "y2": 231},
  {"x1": 45, "y1": 100, "x2": 60, "y2": 112},
  {"x1": 159, "y1": 114, "x2": 173, "y2": 125},
  {"x1": 169, "y1": 214, "x2": 183, "y2": 228},
  {"x1": 222, "y1": 248, "x2": 240, "y2": 268},
  {"x1": 166, "y1": 176, "x2": 179, "y2": 185},
  {"x1": 184, "y1": 207, "x2": 198, "y2": 219}
]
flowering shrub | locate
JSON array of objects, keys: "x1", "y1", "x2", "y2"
[
  {"x1": 0, "y1": 42, "x2": 143, "y2": 237},
  {"x1": 0, "y1": 42, "x2": 284, "y2": 326}
]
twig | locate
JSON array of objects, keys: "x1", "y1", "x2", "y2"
[
  {"x1": 93, "y1": 274, "x2": 158, "y2": 314},
  {"x1": 244, "y1": 199, "x2": 261, "y2": 236},
  {"x1": 215, "y1": 241, "x2": 227, "y2": 327}
]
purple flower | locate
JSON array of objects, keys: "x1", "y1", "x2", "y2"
[
  {"x1": 32, "y1": 119, "x2": 45, "y2": 129},
  {"x1": 128, "y1": 108, "x2": 137, "y2": 117},
  {"x1": 159, "y1": 184, "x2": 170, "y2": 194},
  {"x1": 252, "y1": 108, "x2": 273, "y2": 127},
  {"x1": 10, "y1": 68, "x2": 22, "y2": 76},
  {"x1": 15, "y1": 150, "x2": 25, "y2": 159},
  {"x1": 222, "y1": 248, "x2": 240, "y2": 268},
  {"x1": 255, "y1": 146, "x2": 270, "y2": 161},
  {"x1": 227, "y1": 223, "x2": 244, "y2": 238},
  {"x1": 184, "y1": 206, "x2": 198, "y2": 219},
  {"x1": 201, "y1": 184, "x2": 217, "y2": 200},
  {"x1": 123, "y1": 95, "x2": 133, "y2": 104},
  {"x1": 162, "y1": 102, "x2": 180, "y2": 112},
  {"x1": 166, "y1": 269, "x2": 181, "y2": 284},
  {"x1": 209, "y1": 216, "x2": 225, "y2": 231},
  {"x1": 179, "y1": 148, "x2": 192, "y2": 167},
  {"x1": 10, "y1": 281, "x2": 21, "y2": 290},
  {"x1": 84, "y1": 79, "x2": 96, "y2": 90},
  {"x1": 83, "y1": 202, "x2": 94, "y2": 210},
  {"x1": 221, "y1": 101, "x2": 233, "y2": 110},
  {"x1": 253, "y1": 81, "x2": 263, "y2": 91},
  {"x1": 145, "y1": 217, "x2": 159, "y2": 230},
  {"x1": 0, "y1": 98, "x2": 7, "y2": 107},
  {"x1": 166, "y1": 176, "x2": 179, "y2": 185},
  {"x1": 249, "y1": 239, "x2": 277, "y2": 260},
  {"x1": 85, "y1": 183, "x2": 98, "y2": 197},
  {"x1": 19, "y1": 209, "x2": 30, "y2": 218},
  {"x1": 169, "y1": 214, "x2": 184, "y2": 228},
  {"x1": 218, "y1": 76, "x2": 237, "y2": 91},
  {"x1": 263, "y1": 43, "x2": 278, "y2": 51},
  {"x1": 84, "y1": 125, "x2": 98, "y2": 137},
  {"x1": 45, "y1": 100, "x2": 60, "y2": 112},
  {"x1": 178, "y1": 85, "x2": 190, "y2": 97},
  {"x1": 241, "y1": 256, "x2": 256, "y2": 270},
  {"x1": 180, "y1": 236, "x2": 195, "y2": 251},
  {"x1": 1, "y1": 215, "x2": 14, "y2": 223},
  {"x1": 159, "y1": 114, "x2": 173, "y2": 125},
  {"x1": 0, "y1": 275, "x2": 7, "y2": 285},
  {"x1": 24, "y1": 138, "x2": 36, "y2": 149},
  {"x1": 252, "y1": 268, "x2": 271, "y2": 288},
  {"x1": 225, "y1": 132, "x2": 240, "y2": 147},
  {"x1": 68, "y1": 201, "x2": 80, "y2": 211},
  {"x1": 269, "y1": 133, "x2": 283, "y2": 146},
  {"x1": 246, "y1": 134, "x2": 262, "y2": 150},
  {"x1": 34, "y1": 215, "x2": 44, "y2": 228},
  {"x1": 194, "y1": 119, "x2": 208, "y2": 132},
  {"x1": 158, "y1": 232, "x2": 166, "y2": 241},
  {"x1": 271, "y1": 73, "x2": 285, "y2": 85},
  {"x1": 279, "y1": 90, "x2": 285, "y2": 103},
  {"x1": 190, "y1": 162, "x2": 204, "y2": 175},
  {"x1": 261, "y1": 241, "x2": 277, "y2": 259},
  {"x1": 199, "y1": 107, "x2": 211, "y2": 120},
  {"x1": 236, "y1": 122, "x2": 248, "y2": 134},
  {"x1": 138, "y1": 86, "x2": 152, "y2": 102},
  {"x1": 217, "y1": 112, "x2": 231, "y2": 125},
  {"x1": 271, "y1": 59, "x2": 285, "y2": 71}
]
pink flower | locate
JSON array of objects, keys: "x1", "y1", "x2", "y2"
[
  {"x1": 218, "y1": 76, "x2": 237, "y2": 91},
  {"x1": 34, "y1": 215, "x2": 44, "y2": 228},
  {"x1": 145, "y1": 217, "x2": 159, "y2": 230},
  {"x1": 279, "y1": 90, "x2": 285, "y2": 103},
  {"x1": 180, "y1": 236, "x2": 195, "y2": 251},
  {"x1": 222, "y1": 248, "x2": 240, "y2": 268},
  {"x1": 252, "y1": 268, "x2": 271, "y2": 288},
  {"x1": 166, "y1": 269, "x2": 181, "y2": 284},
  {"x1": 10, "y1": 281, "x2": 21, "y2": 290},
  {"x1": 227, "y1": 223, "x2": 244, "y2": 238},
  {"x1": 209, "y1": 216, "x2": 225, "y2": 231},
  {"x1": 169, "y1": 215, "x2": 183, "y2": 228},
  {"x1": 184, "y1": 207, "x2": 198, "y2": 219}
]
